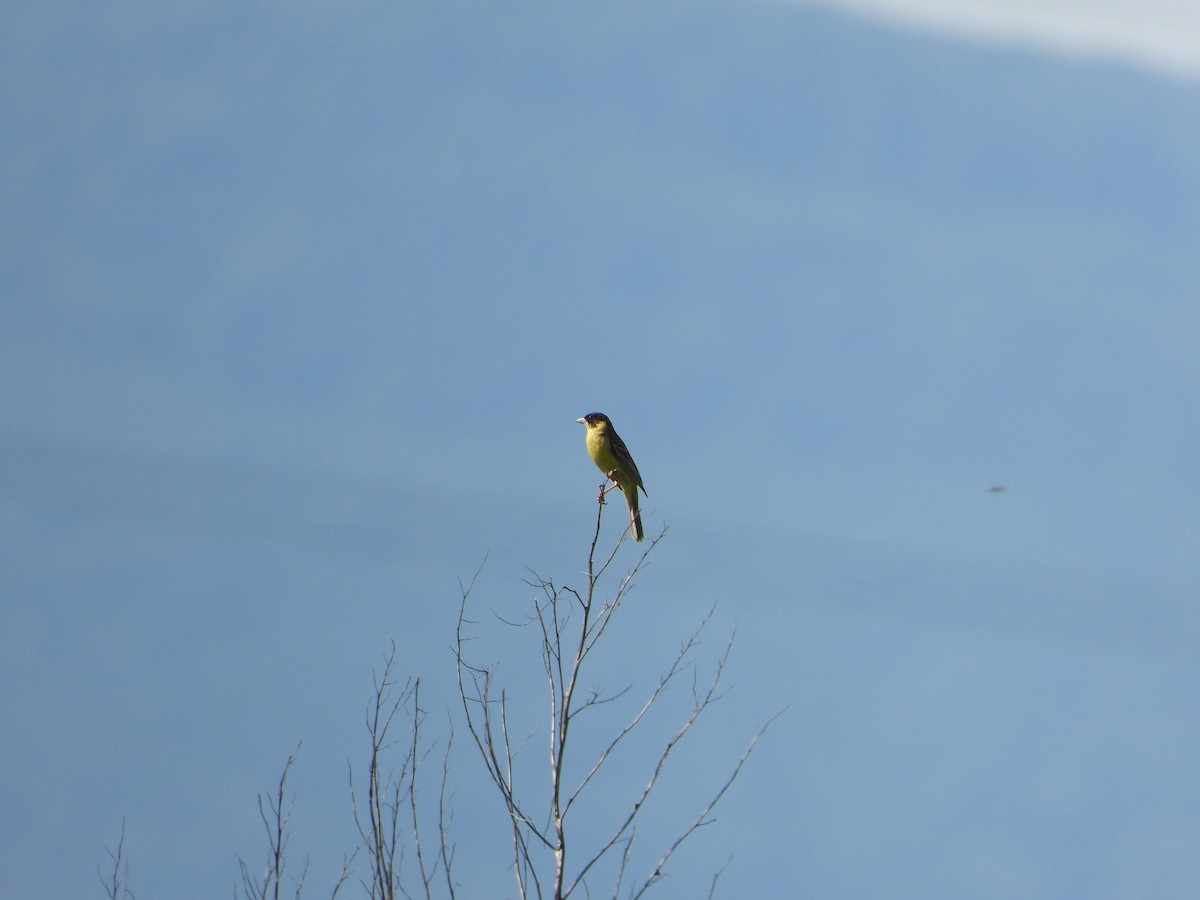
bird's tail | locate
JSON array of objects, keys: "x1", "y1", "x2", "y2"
[{"x1": 625, "y1": 484, "x2": 644, "y2": 542}]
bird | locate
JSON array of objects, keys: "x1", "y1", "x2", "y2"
[{"x1": 577, "y1": 412, "x2": 647, "y2": 542}]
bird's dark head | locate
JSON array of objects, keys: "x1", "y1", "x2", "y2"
[{"x1": 576, "y1": 412, "x2": 611, "y2": 431}]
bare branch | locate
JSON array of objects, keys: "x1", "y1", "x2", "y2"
[
  {"x1": 455, "y1": 562, "x2": 551, "y2": 900},
  {"x1": 564, "y1": 611, "x2": 713, "y2": 820},
  {"x1": 705, "y1": 856, "x2": 734, "y2": 900},
  {"x1": 237, "y1": 744, "x2": 304, "y2": 900},
  {"x1": 348, "y1": 643, "x2": 425, "y2": 900},
  {"x1": 629, "y1": 707, "x2": 787, "y2": 899},
  {"x1": 562, "y1": 621, "x2": 723, "y2": 897},
  {"x1": 437, "y1": 716, "x2": 458, "y2": 899},
  {"x1": 406, "y1": 680, "x2": 439, "y2": 900},
  {"x1": 327, "y1": 848, "x2": 359, "y2": 900},
  {"x1": 99, "y1": 819, "x2": 134, "y2": 900}
]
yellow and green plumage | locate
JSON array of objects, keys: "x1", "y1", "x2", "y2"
[{"x1": 577, "y1": 412, "x2": 646, "y2": 542}]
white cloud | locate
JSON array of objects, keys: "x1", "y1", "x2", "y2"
[{"x1": 771, "y1": 0, "x2": 1200, "y2": 78}]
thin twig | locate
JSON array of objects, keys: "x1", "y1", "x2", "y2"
[
  {"x1": 629, "y1": 707, "x2": 787, "y2": 899},
  {"x1": 437, "y1": 717, "x2": 458, "y2": 899},
  {"x1": 98, "y1": 819, "x2": 134, "y2": 900}
]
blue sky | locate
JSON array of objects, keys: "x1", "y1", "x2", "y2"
[{"x1": 3, "y1": 1, "x2": 1200, "y2": 897}]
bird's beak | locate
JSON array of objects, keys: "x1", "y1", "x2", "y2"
[{"x1": 576, "y1": 417, "x2": 586, "y2": 425}]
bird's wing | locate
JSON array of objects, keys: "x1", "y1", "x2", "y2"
[{"x1": 608, "y1": 429, "x2": 646, "y2": 494}]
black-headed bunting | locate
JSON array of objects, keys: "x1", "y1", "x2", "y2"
[{"x1": 577, "y1": 412, "x2": 646, "y2": 542}]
